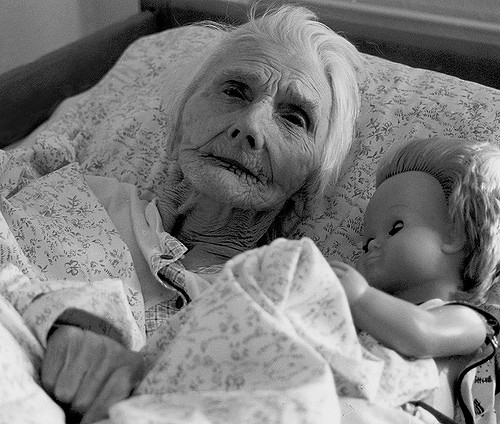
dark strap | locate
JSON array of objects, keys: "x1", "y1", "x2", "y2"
[
  {"x1": 450, "y1": 301, "x2": 499, "y2": 424},
  {"x1": 412, "y1": 302, "x2": 500, "y2": 424},
  {"x1": 411, "y1": 401, "x2": 461, "y2": 424}
]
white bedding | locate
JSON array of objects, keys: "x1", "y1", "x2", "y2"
[
  {"x1": 0, "y1": 153, "x2": 438, "y2": 423},
  {"x1": 2, "y1": 22, "x2": 500, "y2": 424}
]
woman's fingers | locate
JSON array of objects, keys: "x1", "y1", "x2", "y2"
[
  {"x1": 41, "y1": 325, "x2": 86, "y2": 402},
  {"x1": 73, "y1": 343, "x2": 145, "y2": 415},
  {"x1": 41, "y1": 324, "x2": 147, "y2": 420},
  {"x1": 80, "y1": 364, "x2": 142, "y2": 424}
]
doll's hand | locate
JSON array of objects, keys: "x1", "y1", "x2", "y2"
[
  {"x1": 41, "y1": 325, "x2": 147, "y2": 423},
  {"x1": 329, "y1": 260, "x2": 370, "y2": 305}
]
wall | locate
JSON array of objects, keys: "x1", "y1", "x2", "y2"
[
  {"x1": 0, "y1": 0, "x2": 140, "y2": 75},
  {"x1": 169, "y1": 0, "x2": 499, "y2": 88}
]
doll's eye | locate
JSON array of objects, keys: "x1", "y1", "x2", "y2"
[
  {"x1": 389, "y1": 220, "x2": 404, "y2": 236},
  {"x1": 362, "y1": 238, "x2": 374, "y2": 253}
]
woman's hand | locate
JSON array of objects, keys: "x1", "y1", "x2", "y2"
[
  {"x1": 329, "y1": 260, "x2": 370, "y2": 306},
  {"x1": 41, "y1": 325, "x2": 147, "y2": 423}
]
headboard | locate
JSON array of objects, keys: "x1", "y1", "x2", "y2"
[{"x1": 0, "y1": 11, "x2": 162, "y2": 147}]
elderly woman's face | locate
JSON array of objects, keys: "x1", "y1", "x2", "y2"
[{"x1": 178, "y1": 39, "x2": 332, "y2": 210}]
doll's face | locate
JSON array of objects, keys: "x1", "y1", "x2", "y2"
[
  {"x1": 357, "y1": 171, "x2": 457, "y2": 298},
  {"x1": 177, "y1": 38, "x2": 332, "y2": 210}
]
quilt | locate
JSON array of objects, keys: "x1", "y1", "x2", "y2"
[
  {"x1": 0, "y1": 149, "x2": 439, "y2": 423},
  {"x1": 3, "y1": 21, "x2": 500, "y2": 424}
]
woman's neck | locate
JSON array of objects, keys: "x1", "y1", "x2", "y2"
[{"x1": 172, "y1": 194, "x2": 282, "y2": 270}]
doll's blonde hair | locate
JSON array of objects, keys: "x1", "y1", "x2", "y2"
[{"x1": 375, "y1": 137, "x2": 500, "y2": 303}]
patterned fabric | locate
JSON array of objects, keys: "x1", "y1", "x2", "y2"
[
  {"x1": 4, "y1": 22, "x2": 500, "y2": 424},
  {"x1": 0, "y1": 168, "x2": 440, "y2": 423},
  {"x1": 109, "y1": 238, "x2": 439, "y2": 424},
  {"x1": 155, "y1": 238, "x2": 189, "y2": 304},
  {"x1": 0, "y1": 278, "x2": 65, "y2": 424},
  {"x1": 0, "y1": 159, "x2": 146, "y2": 423},
  {"x1": 0, "y1": 158, "x2": 145, "y2": 350},
  {"x1": 145, "y1": 235, "x2": 188, "y2": 336},
  {"x1": 144, "y1": 295, "x2": 182, "y2": 337},
  {"x1": 22, "y1": 24, "x2": 500, "y2": 269}
]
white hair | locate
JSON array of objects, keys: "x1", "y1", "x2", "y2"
[{"x1": 171, "y1": 4, "x2": 363, "y2": 196}]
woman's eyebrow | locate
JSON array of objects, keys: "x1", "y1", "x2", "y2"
[
  {"x1": 218, "y1": 67, "x2": 260, "y2": 83},
  {"x1": 291, "y1": 92, "x2": 319, "y2": 114},
  {"x1": 284, "y1": 81, "x2": 321, "y2": 119}
]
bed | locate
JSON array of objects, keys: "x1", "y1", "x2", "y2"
[{"x1": 1, "y1": 1, "x2": 500, "y2": 423}]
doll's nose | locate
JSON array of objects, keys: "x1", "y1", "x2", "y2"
[{"x1": 364, "y1": 238, "x2": 380, "y2": 252}]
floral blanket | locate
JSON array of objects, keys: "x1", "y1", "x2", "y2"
[
  {"x1": 0, "y1": 149, "x2": 439, "y2": 423},
  {"x1": 2, "y1": 21, "x2": 499, "y2": 424},
  {"x1": 112, "y1": 237, "x2": 439, "y2": 424}
]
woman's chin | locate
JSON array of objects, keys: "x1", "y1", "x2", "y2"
[
  {"x1": 181, "y1": 159, "x2": 290, "y2": 210},
  {"x1": 208, "y1": 183, "x2": 285, "y2": 210},
  {"x1": 193, "y1": 173, "x2": 284, "y2": 210}
]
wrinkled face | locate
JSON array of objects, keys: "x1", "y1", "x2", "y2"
[
  {"x1": 357, "y1": 171, "x2": 453, "y2": 296},
  {"x1": 177, "y1": 38, "x2": 332, "y2": 210}
]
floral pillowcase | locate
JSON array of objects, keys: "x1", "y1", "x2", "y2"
[{"x1": 21, "y1": 24, "x2": 500, "y2": 291}]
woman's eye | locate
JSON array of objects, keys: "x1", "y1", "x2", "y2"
[
  {"x1": 282, "y1": 113, "x2": 307, "y2": 128},
  {"x1": 389, "y1": 220, "x2": 404, "y2": 236},
  {"x1": 362, "y1": 238, "x2": 374, "y2": 253},
  {"x1": 222, "y1": 82, "x2": 246, "y2": 99},
  {"x1": 280, "y1": 104, "x2": 310, "y2": 129}
]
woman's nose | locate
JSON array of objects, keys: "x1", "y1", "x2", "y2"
[{"x1": 228, "y1": 106, "x2": 266, "y2": 150}]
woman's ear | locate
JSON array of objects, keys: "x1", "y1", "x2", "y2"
[
  {"x1": 442, "y1": 223, "x2": 466, "y2": 255},
  {"x1": 166, "y1": 80, "x2": 198, "y2": 161},
  {"x1": 166, "y1": 107, "x2": 184, "y2": 161}
]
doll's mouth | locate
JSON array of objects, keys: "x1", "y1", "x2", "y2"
[{"x1": 363, "y1": 253, "x2": 380, "y2": 265}]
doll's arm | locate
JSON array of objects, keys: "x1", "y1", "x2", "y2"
[{"x1": 330, "y1": 261, "x2": 487, "y2": 358}]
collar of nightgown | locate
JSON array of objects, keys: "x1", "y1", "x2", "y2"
[{"x1": 130, "y1": 197, "x2": 215, "y2": 308}]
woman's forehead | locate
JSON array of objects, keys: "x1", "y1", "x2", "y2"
[
  {"x1": 206, "y1": 38, "x2": 332, "y2": 110},
  {"x1": 214, "y1": 37, "x2": 322, "y2": 78}
]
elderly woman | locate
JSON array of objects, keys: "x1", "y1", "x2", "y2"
[
  {"x1": 157, "y1": 5, "x2": 361, "y2": 266},
  {"x1": 39, "y1": 4, "x2": 363, "y2": 423},
  {"x1": 130, "y1": 4, "x2": 363, "y2": 331}
]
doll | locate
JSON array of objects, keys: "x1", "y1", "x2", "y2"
[
  {"x1": 331, "y1": 137, "x2": 500, "y2": 357},
  {"x1": 331, "y1": 137, "x2": 500, "y2": 422}
]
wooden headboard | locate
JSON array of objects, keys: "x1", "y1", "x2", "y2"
[{"x1": 0, "y1": 10, "x2": 165, "y2": 148}]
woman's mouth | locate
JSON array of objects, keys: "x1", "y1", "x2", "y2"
[{"x1": 208, "y1": 154, "x2": 267, "y2": 183}]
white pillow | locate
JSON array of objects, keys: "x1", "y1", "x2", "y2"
[{"x1": 24, "y1": 25, "x2": 500, "y2": 266}]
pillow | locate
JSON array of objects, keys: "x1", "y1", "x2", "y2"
[{"x1": 23, "y1": 25, "x2": 500, "y2": 267}]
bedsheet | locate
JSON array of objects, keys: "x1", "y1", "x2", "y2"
[
  {"x1": 4, "y1": 20, "x2": 500, "y2": 424},
  {"x1": 109, "y1": 237, "x2": 440, "y2": 424},
  {"x1": 0, "y1": 148, "x2": 439, "y2": 423}
]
